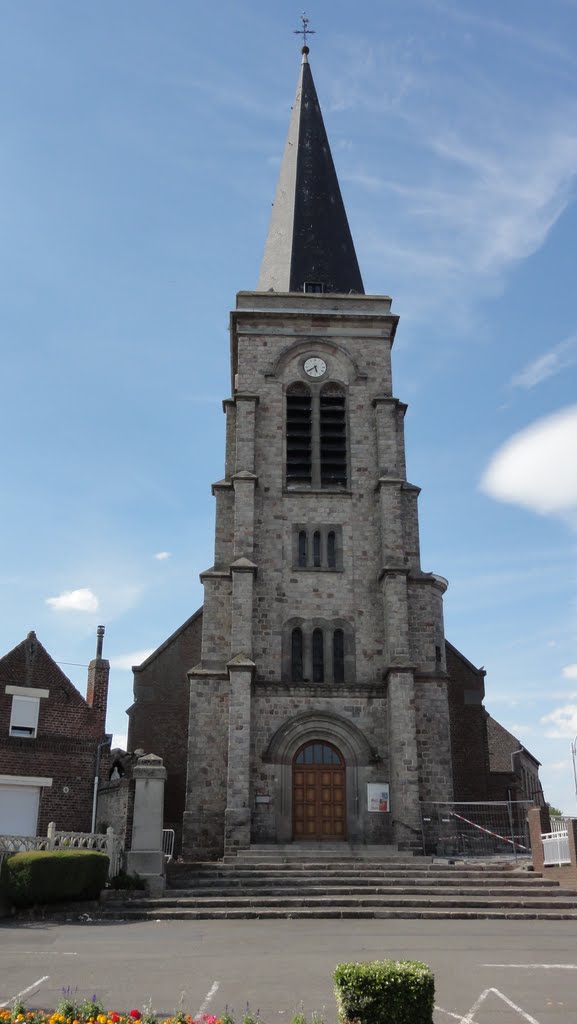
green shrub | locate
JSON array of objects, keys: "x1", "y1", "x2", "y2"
[
  {"x1": 0, "y1": 850, "x2": 109, "y2": 908},
  {"x1": 334, "y1": 959, "x2": 435, "y2": 1024}
]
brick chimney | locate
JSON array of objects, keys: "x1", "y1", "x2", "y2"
[{"x1": 86, "y1": 625, "x2": 110, "y2": 733}]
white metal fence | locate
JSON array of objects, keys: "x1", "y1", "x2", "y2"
[
  {"x1": 542, "y1": 817, "x2": 571, "y2": 866},
  {"x1": 0, "y1": 823, "x2": 122, "y2": 878}
]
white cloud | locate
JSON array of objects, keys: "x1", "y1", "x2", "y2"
[
  {"x1": 562, "y1": 664, "x2": 577, "y2": 680},
  {"x1": 154, "y1": 551, "x2": 171, "y2": 561},
  {"x1": 508, "y1": 723, "x2": 534, "y2": 736},
  {"x1": 480, "y1": 405, "x2": 577, "y2": 517},
  {"x1": 109, "y1": 649, "x2": 155, "y2": 671},
  {"x1": 46, "y1": 587, "x2": 99, "y2": 613},
  {"x1": 111, "y1": 733, "x2": 127, "y2": 751},
  {"x1": 541, "y1": 703, "x2": 577, "y2": 738},
  {"x1": 512, "y1": 332, "x2": 577, "y2": 389}
]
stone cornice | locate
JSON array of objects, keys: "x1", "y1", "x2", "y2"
[
  {"x1": 211, "y1": 478, "x2": 233, "y2": 494},
  {"x1": 227, "y1": 654, "x2": 256, "y2": 678},
  {"x1": 378, "y1": 565, "x2": 410, "y2": 581},
  {"x1": 230, "y1": 557, "x2": 258, "y2": 574}
]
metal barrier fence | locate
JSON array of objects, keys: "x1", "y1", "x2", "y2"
[{"x1": 421, "y1": 801, "x2": 534, "y2": 857}]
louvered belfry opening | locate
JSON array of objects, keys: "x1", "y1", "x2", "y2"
[
  {"x1": 320, "y1": 384, "x2": 347, "y2": 487},
  {"x1": 286, "y1": 383, "x2": 312, "y2": 485}
]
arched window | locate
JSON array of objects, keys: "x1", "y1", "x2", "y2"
[
  {"x1": 286, "y1": 379, "x2": 347, "y2": 489},
  {"x1": 286, "y1": 383, "x2": 312, "y2": 486},
  {"x1": 333, "y1": 629, "x2": 345, "y2": 683},
  {"x1": 327, "y1": 530, "x2": 336, "y2": 568},
  {"x1": 295, "y1": 741, "x2": 343, "y2": 765},
  {"x1": 313, "y1": 530, "x2": 321, "y2": 567},
  {"x1": 298, "y1": 530, "x2": 308, "y2": 567},
  {"x1": 312, "y1": 629, "x2": 324, "y2": 682},
  {"x1": 291, "y1": 627, "x2": 304, "y2": 681}
]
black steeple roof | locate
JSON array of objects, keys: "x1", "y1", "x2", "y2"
[{"x1": 258, "y1": 48, "x2": 364, "y2": 295}]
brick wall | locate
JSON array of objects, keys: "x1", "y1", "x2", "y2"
[
  {"x1": 0, "y1": 632, "x2": 110, "y2": 834},
  {"x1": 128, "y1": 609, "x2": 202, "y2": 851}
]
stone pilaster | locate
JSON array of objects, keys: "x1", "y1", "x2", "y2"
[
  {"x1": 224, "y1": 655, "x2": 255, "y2": 851},
  {"x1": 233, "y1": 471, "x2": 257, "y2": 559},
  {"x1": 223, "y1": 398, "x2": 237, "y2": 478},
  {"x1": 235, "y1": 394, "x2": 259, "y2": 473},
  {"x1": 386, "y1": 668, "x2": 421, "y2": 846},
  {"x1": 199, "y1": 569, "x2": 231, "y2": 669},
  {"x1": 372, "y1": 396, "x2": 406, "y2": 478},
  {"x1": 230, "y1": 558, "x2": 257, "y2": 657},
  {"x1": 212, "y1": 479, "x2": 234, "y2": 568}
]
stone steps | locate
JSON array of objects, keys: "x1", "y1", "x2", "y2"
[
  {"x1": 167, "y1": 884, "x2": 576, "y2": 897},
  {"x1": 100, "y1": 852, "x2": 576, "y2": 922},
  {"x1": 121, "y1": 893, "x2": 577, "y2": 910},
  {"x1": 99, "y1": 905, "x2": 577, "y2": 922}
]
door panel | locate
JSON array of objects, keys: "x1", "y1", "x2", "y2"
[{"x1": 292, "y1": 742, "x2": 346, "y2": 840}]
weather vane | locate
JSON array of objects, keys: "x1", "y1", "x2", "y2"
[{"x1": 294, "y1": 12, "x2": 315, "y2": 48}]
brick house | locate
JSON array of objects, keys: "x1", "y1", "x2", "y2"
[{"x1": 0, "y1": 628, "x2": 110, "y2": 837}]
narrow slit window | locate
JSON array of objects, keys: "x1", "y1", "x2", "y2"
[
  {"x1": 333, "y1": 629, "x2": 345, "y2": 683},
  {"x1": 313, "y1": 530, "x2": 321, "y2": 567},
  {"x1": 320, "y1": 386, "x2": 347, "y2": 487},
  {"x1": 327, "y1": 530, "x2": 336, "y2": 568},
  {"x1": 312, "y1": 629, "x2": 324, "y2": 682},
  {"x1": 298, "y1": 530, "x2": 308, "y2": 567},
  {"x1": 286, "y1": 385, "x2": 312, "y2": 486},
  {"x1": 291, "y1": 628, "x2": 304, "y2": 681}
]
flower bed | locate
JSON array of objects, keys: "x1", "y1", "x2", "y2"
[{"x1": 0, "y1": 1005, "x2": 310, "y2": 1024}]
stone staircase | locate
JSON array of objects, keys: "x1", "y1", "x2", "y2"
[{"x1": 100, "y1": 844, "x2": 577, "y2": 921}]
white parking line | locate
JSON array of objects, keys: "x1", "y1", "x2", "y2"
[
  {"x1": 0, "y1": 976, "x2": 50, "y2": 1009},
  {"x1": 436, "y1": 987, "x2": 542, "y2": 1024},
  {"x1": 195, "y1": 981, "x2": 219, "y2": 1019},
  {"x1": 484, "y1": 962, "x2": 577, "y2": 969}
]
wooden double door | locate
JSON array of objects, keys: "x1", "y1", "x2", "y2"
[{"x1": 292, "y1": 741, "x2": 346, "y2": 840}]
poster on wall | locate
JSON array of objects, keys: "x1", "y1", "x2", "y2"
[{"x1": 367, "y1": 783, "x2": 390, "y2": 813}]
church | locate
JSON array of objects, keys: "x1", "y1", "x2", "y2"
[{"x1": 127, "y1": 43, "x2": 543, "y2": 859}]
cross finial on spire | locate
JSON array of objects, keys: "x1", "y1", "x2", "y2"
[{"x1": 294, "y1": 12, "x2": 315, "y2": 50}]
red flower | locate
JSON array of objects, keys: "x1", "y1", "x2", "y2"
[
  {"x1": 110, "y1": 1016, "x2": 121, "y2": 1022},
  {"x1": 129, "y1": 1012, "x2": 142, "y2": 1020}
]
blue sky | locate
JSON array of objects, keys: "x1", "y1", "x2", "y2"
[{"x1": 2, "y1": 0, "x2": 577, "y2": 813}]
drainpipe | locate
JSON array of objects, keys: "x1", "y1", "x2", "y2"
[{"x1": 92, "y1": 734, "x2": 112, "y2": 833}]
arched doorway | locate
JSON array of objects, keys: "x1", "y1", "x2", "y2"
[{"x1": 292, "y1": 740, "x2": 346, "y2": 840}]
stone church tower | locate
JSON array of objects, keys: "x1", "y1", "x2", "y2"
[{"x1": 180, "y1": 46, "x2": 454, "y2": 858}]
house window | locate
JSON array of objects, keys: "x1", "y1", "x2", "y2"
[
  {"x1": 9, "y1": 696, "x2": 40, "y2": 739},
  {"x1": 304, "y1": 282, "x2": 324, "y2": 293},
  {"x1": 286, "y1": 382, "x2": 347, "y2": 490}
]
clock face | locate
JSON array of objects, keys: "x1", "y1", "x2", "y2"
[{"x1": 304, "y1": 356, "x2": 327, "y2": 378}]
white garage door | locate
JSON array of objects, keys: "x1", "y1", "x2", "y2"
[{"x1": 0, "y1": 784, "x2": 40, "y2": 836}]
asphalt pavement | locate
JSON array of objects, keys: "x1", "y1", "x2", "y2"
[{"x1": 1, "y1": 918, "x2": 575, "y2": 1023}]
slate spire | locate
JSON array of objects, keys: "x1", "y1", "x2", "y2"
[{"x1": 258, "y1": 47, "x2": 365, "y2": 295}]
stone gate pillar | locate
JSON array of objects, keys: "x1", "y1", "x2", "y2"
[{"x1": 126, "y1": 753, "x2": 167, "y2": 894}]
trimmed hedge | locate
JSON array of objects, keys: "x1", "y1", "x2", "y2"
[
  {"x1": 334, "y1": 959, "x2": 435, "y2": 1024},
  {"x1": 1, "y1": 850, "x2": 109, "y2": 908}
]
